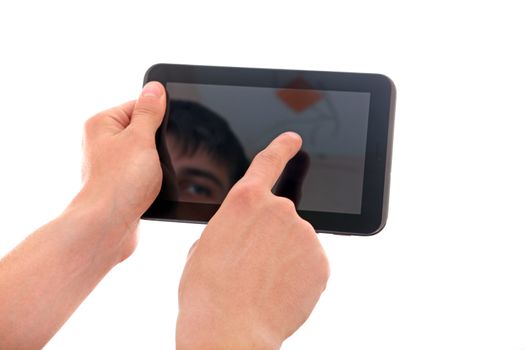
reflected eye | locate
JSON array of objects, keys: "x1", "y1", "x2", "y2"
[
  {"x1": 178, "y1": 180, "x2": 213, "y2": 198},
  {"x1": 174, "y1": 168, "x2": 227, "y2": 204},
  {"x1": 186, "y1": 183, "x2": 212, "y2": 197}
]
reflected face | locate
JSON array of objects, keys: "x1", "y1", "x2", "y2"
[{"x1": 166, "y1": 135, "x2": 231, "y2": 204}]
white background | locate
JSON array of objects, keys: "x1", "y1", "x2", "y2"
[{"x1": 1, "y1": 1, "x2": 524, "y2": 349}]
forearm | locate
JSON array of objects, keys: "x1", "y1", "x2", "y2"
[{"x1": 0, "y1": 198, "x2": 130, "y2": 349}]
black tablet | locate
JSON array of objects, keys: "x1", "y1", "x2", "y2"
[{"x1": 142, "y1": 64, "x2": 395, "y2": 235}]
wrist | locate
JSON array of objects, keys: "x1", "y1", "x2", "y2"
[
  {"x1": 176, "y1": 330, "x2": 279, "y2": 350},
  {"x1": 176, "y1": 310, "x2": 281, "y2": 350},
  {"x1": 64, "y1": 186, "x2": 139, "y2": 265}
]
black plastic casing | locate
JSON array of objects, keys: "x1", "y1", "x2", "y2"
[{"x1": 142, "y1": 63, "x2": 396, "y2": 235}]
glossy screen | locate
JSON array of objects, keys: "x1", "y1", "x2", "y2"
[{"x1": 160, "y1": 82, "x2": 371, "y2": 215}]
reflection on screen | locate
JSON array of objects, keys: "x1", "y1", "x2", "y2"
[{"x1": 162, "y1": 82, "x2": 370, "y2": 214}]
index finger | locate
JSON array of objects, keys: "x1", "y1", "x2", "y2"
[{"x1": 242, "y1": 132, "x2": 302, "y2": 190}]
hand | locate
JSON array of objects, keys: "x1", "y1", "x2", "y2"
[
  {"x1": 72, "y1": 81, "x2": 166, "y2": 261},
  {"x1": 0, "y1": 82, "x2": 167, "y2": 349},
  {"x1": 176, "y1": 132, "x2": 330, "y2": 350}
]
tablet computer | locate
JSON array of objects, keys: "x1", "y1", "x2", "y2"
[{"x1": 142, "y1": 64, "x2": 395, "y2": 235}]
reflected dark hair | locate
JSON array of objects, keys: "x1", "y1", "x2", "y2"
[{"x1": 167, "y1": 100, "x2": 249, "y2": 185}]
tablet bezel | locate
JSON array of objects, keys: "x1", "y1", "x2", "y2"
[{"x1": 141, "y1": 63, "x2": 395, "y2": 235}]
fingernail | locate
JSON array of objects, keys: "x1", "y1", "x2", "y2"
[
  {"x1": 142, "y1": 81, "x2": 163, "y2": 98},
  {"x1": 284, "y1": 131, "x2": 302, "y2": 141}
]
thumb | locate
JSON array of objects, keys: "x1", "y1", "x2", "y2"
[{"x1": 130, "y1": 81, "x2": 166, "y2": 136}]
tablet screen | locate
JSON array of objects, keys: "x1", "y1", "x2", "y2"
[{"x1": 164, "y1": 81, "x2": 371, "y2": 215}]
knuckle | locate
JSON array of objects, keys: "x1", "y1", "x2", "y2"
[
  {"x1": 126, "y1": 123, "x2": 151, "y2": 143},
  {"x1": 318, "y1": 250, "x2": 331, "y2": 283},
  {"x1": 295, "y1": 219, "x2": 330, "y2": 286},
  {"x1": 83, "y1": 113, "x2": 104, "y2": 135},
  {"x1": 133, "y1": 100, "x2": 162, "y2": 118},
  {"x1": 296, "y1": 217, "x2": 316, "y2": 235},
  {"x1": 254, "y1": 148, "x2": 282, "y2": 168},
  {"x1": 274, "y1": 196, "x2": 297, "y2": 215},
  {"x1": 228, "y1": 181, "x2": 264, "y2": 207}
]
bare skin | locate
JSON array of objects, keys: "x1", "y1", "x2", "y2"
[
  {"x1": 0, "y1": 82, "x2": 166, "y2": 349},
  {"x1": 177, "y1": 132, "x2": 330, "y2": 349},
  {"x1": 0, "y1": 82, "x2": 330, "y2": 350}
]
